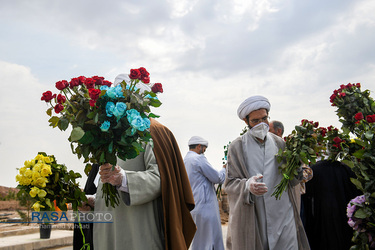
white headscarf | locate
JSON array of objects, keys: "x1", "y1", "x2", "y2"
[
  {"x1": 188, "y1": 136, "x2": 209, "y2": 147},
  {"x1": 114, "y1": 74, "x2": 151, "y2": 94},
  {"x1": 237, "y1": 95, "x2": 271, "y2": 120}
]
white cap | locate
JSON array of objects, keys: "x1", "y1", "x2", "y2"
[
  {"x1": 237, "y1": 95, "x2": 270, "y2": 120},
  {"x1": 188, "y1": 136, "x2": 208, "y2": 147}
]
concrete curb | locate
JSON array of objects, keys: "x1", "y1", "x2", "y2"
[{"x1": 0, "y1": 230, "x2": 73, "y2": 250}]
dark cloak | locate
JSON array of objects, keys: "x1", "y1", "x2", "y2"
[
  {"x1": 73, "y1": 164, "x2": 99, "y2": 250},
  {"x1": 302, "y1": 160, "x2": 361, "y2": 250}
]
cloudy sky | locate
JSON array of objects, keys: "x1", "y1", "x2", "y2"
[{"x1": 1, "y1": 0, "x2": 375, "y2": 188}]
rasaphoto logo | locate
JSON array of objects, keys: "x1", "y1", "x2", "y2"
[{"x1": 30, "y1": 211, "x2": 113, "y2": 223}]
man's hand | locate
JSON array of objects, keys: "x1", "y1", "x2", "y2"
[
  {"x1": 99, "y1": 164, "x2": 124, "y2": 187},
  {"x1": 248, "y1": 175, "x2": 268, "y2": 196}
]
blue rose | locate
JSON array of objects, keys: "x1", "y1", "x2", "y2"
[
  {"x1": 100, "y1": 121, "x2": 111, "y2": 132},
  {"x1": 143, "y1": 118, "x2": 150, "y2": 130},
  {"x1": 100, "y1": 85, "x2": 109, "y2": 91},
  {"x1": 106, "y1": 102, "x2": 115, "y2": 117},
  {"x1": 144, "y1": 94, "x2": 158, "y2": 100},
  {"x1": 130, "y1": 116, "x2": 146, "y2": 131},
  {"x1": 126, "y1": 109, "x2": 141, "y2": 124},
  {"x1": 114, "y1": 85, "x2": 124, "y2": 98},
  {"x1": 105, "y1": 85, "x2": 124, "y2": 99},
  {"x1": 113, "y1": 102, "x2": 127, "y2": 121}
]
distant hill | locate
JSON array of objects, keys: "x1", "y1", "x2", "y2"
[{"x1": 0, "y1": 186, "x2": 19, "y2": 198}]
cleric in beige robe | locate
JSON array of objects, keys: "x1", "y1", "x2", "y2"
[
  {"x1": 92, "y1": 76, "x2": 196, "y2": 250},
  {"x1": 224, "y1": 95, "x2": 309, "y2": 250}
]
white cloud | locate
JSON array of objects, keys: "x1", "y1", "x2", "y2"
[{"x1": 0, "y1": 0, "x2": 375, "y2": 188}]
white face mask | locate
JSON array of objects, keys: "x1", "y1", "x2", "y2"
[{"x1": 249, "y1": 122, "x2": 269, "y2": 140}]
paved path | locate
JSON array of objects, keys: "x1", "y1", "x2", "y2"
[{"x1": 0, "y1": 224, "x2": 228, "y2": 250}]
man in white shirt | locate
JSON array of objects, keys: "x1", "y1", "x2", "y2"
[{"x1": 184, "y1": 136, "x2": 226, "y2": 250}]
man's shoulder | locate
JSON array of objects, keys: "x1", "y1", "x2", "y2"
[{"x1": 268, "y1": 132, "x2": 285, "y2": 148}]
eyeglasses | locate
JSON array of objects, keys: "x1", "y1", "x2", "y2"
[{"x1": 249, "y1": 116, "x2": 269, "y2": 125}]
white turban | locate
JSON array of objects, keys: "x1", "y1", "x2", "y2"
[
  {"x1": 237, "y1": 95, "x2": 271, "y2": 120},
  {"x1": 188, "y1": 136, "x2": 208, "y2": 147},
  {"x1": 114, "y1": 74, "x2": 151, "y2": 94}
]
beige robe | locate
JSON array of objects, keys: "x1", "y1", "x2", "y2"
[
  {"x1": 94, "y1": 144, "x2": 165, "y2": 250},
  {"x1": 224, "y1": 132, "x2": 310, "y2": 250}
]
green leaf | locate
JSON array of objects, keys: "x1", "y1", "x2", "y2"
[
  {"x1": 353, "y1": 149, "x2": 365, "y2": 159},
  {"x1": 79, "y1": 131, "x2": 94, "y2": 144},
  {"x1": 105, "y1": 152, "x2": 117, "y2": 165},
  {"x1": 365, "y1": 130, "x2": 373, "y2": 140},
  {"x1": 342, "y1": 160, "x2": 354, "y2": 169},
  {"x1": 46, "y1": 107, "x2": 53, "y2": 117},
  {"x1": 48, "y1": 116, "x2": 60, "y2": 128},
  {"x1": 299, "y1": 151, "x2": 309, "y2": 165},
  {"x1": 354, "y1": 208, "x2": 368, "y2": 219},
  {"x1": 58, "y1": 117, "x2": 70, "y2": 131},
  {"x1": 350, "y1": 178, "x2": 363, "y2": 191},
  {"x1": 70, "y1": 127, "x2": 85, "y2": 141}
]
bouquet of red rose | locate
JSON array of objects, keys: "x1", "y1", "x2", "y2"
[
  {"x1": 41, "y1": 67, "x2": 163, "y2": 207},
  {"x1": 272, "y1": 119, "x2": 326, "y2": 199}
]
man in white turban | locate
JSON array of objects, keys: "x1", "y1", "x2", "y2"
[
  {"x1": 184, "y1": 136, "x2": 226, "y2": 250},
  {"x1": 224, "y1": 95, "x2": 309, "y2": 250}
]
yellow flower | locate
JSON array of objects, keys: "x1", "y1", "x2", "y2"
[
  {"x1": 24, "y1": 169, "x2": 33, "y2": 178},
  {"x1": 32, "y1": 201, "x2": 45, "y2": 212},
  {"x1": 35, "y1": 177, "x2": 48, "y2": 188},
  {"x1": 40, "y1": 164, "x2": 52, "y2": 177},
  {"x1": 29, "y1": 187, "x2": 40, "y2": 198},
  {"x1": 32, "y1": 171, "x2": 40, "y2": 181},
  {"x1": 24, "y1": 160, "x2": 34, "y2": 168},
  {"x1": 16, "y1": 174, "x2": 22, "y2": 183},
  {"x1": 19, "y1": 167, "x2": 27, "y2": 175},
  {"x1": 38, "y1": 189, "x2": 47, "y2": 198},
  {"x1": 34, "y1": 154, "x2": 45, "y2": 162},
  {"x1": 43, "y1": 156, "x2": 52, "y2": 164},
  {"x1": 22, "y1": 177, "x2": 32, "y2": 185},
  {"x1": 33, "y1": 163, "x2": 42, "y2": 172}
]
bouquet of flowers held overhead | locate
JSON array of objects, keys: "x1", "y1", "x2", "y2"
[
  {"x1": 272, "y1": 119, "x2": 326, "y2": 199},
  {"x1": 41, "y1": 67, "x2": 163, "y2": 207},
  {"x1": 16, "y1": 152, "x2": 85, "y2": 211}
]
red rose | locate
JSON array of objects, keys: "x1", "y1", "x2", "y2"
[
  {"x1": 57, "y1": 94, "x2": 66, "y2": 104},
  {"x1": 55, "y1": 80, "x2": 69, "y2": 90},
  {"x1": 41, "y1": 91, "x2": 56, "y2": 102},
  {"x1": 54, "y1": 104, "x2": 64, "y2": 113},
  {"x1": 89, "y1": 88, "x2": 101, "y2": 100},
  {"x1": 140, "y1": 76, "x2": 150, "y2": 84},
  {"x1": 366, "y1": 114, "x2": 375, "y2": 123},
  {"x1": 89, "y1": 99, "x2": 97, "y2": 107},
  {"x1": 339, "y1": 92, "x2": 346, "y2": 97},
  {"x1": 356, "y1": 83, "x2": 361, "y2": 88},
  {"x1": 92, "y1": 76, "x2": 104, "y2": 85},
  {"x1": 313, "y1": 122, "x2": 319, "y2": 128},
  {"x1": 138, "y1": 67, "x2": 150, "y2": 77},
  {"x1": 129, "y1": 69, "x2": 141, "y2": 79},
  {"x1": 69, "y1": 78, "x2": 80, "y2": 89},
  {"x1": 102, "y1": 80, "x2": 112, "y2": 87},
  {"x1": 354, "y1": 112, "x2": 364, "y2": 121},
  {"x1": 84, "y1": 78, "x2": 95, "y2": 89},
  {"x1": 151, "y1": 83, "x2": 163, "y2": 93},
  {"x1": 333, "y1": 137, "x2": 343, "y2": 144}
]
